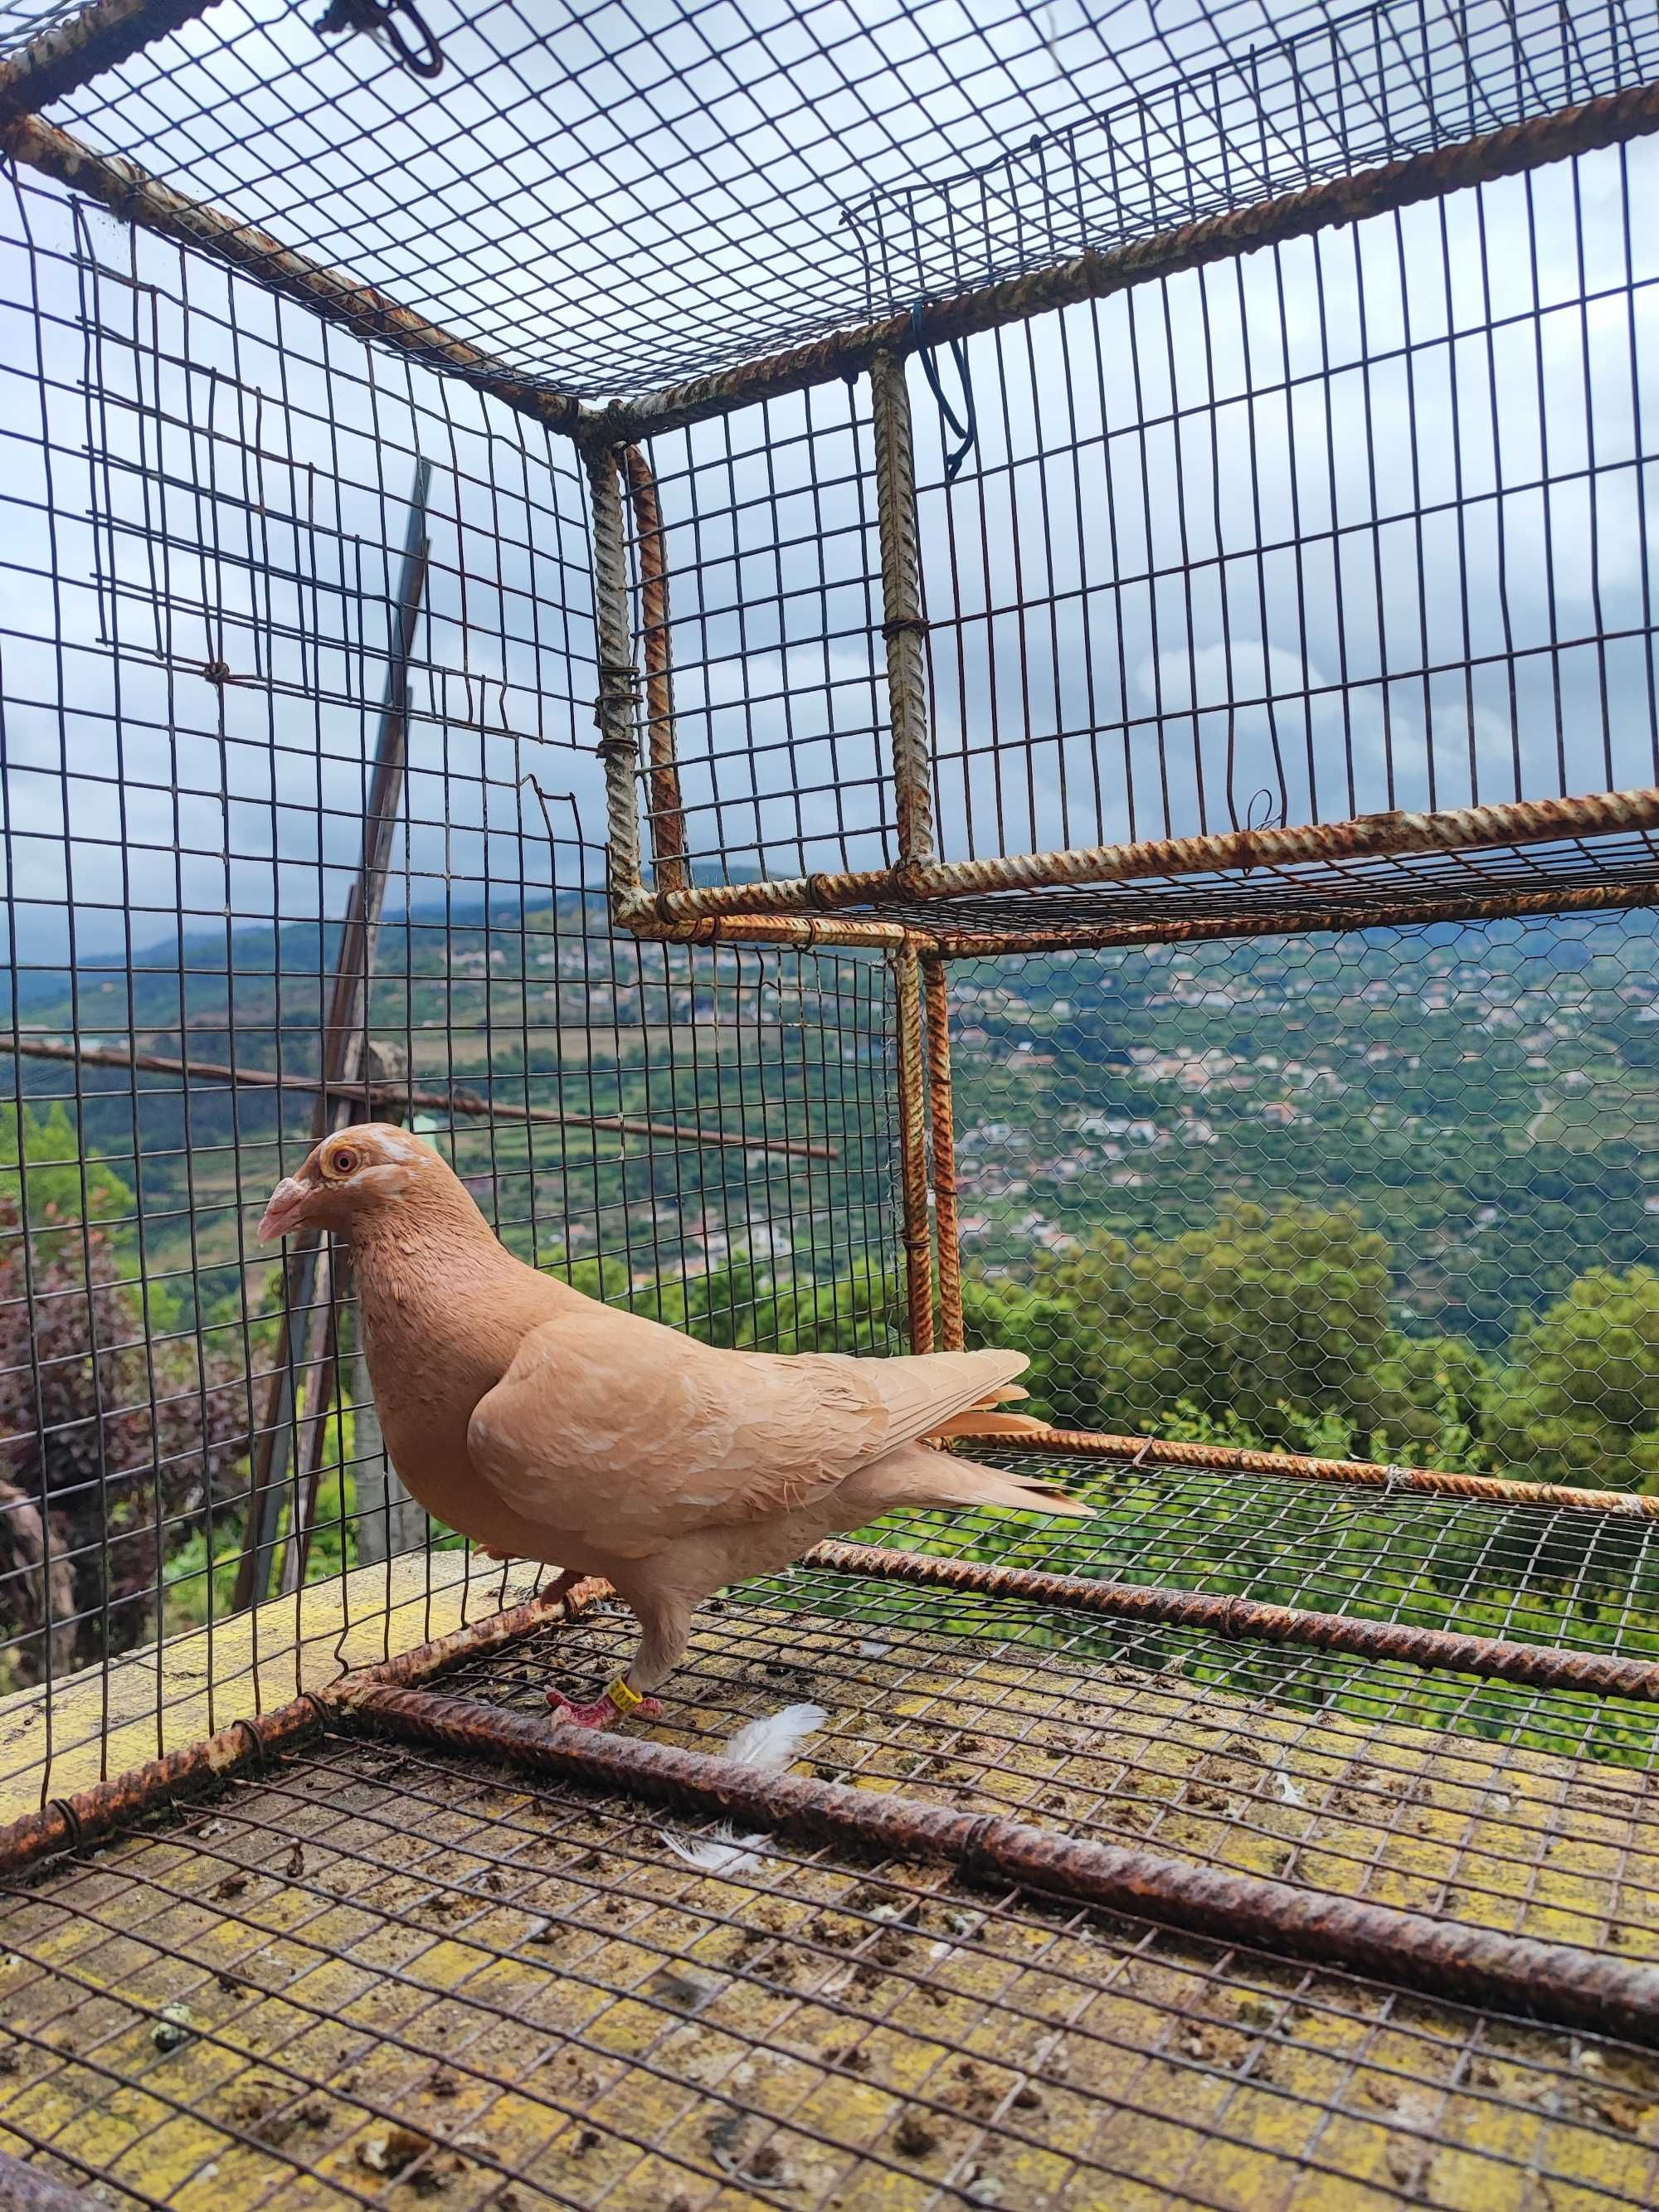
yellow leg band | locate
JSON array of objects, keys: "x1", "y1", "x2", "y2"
[{"x1": 605, "y1": 1676, "x2": 648, "y2": 1715}]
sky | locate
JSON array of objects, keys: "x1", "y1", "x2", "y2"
[{"x1": 0, "y1": 0, "x2": 1655, "y2": 962}]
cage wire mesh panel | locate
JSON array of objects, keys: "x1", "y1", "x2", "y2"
[
  {"x1": 913, "y1": 140, "x2": 1659, "y2": 863},
  {"x1": 9, "y1": 1712, "x2": 1659, "y2": 2210},
  {"x1": 0, "y1": 163, "x2": 900, "y2": 1808},
  {"x1": 7, "y1": 0, "x2": 1659, "y2": 2205},
  {"x1": 1, "y1": 0, "x2": 1656, "y2": 402},
  {"x1": 615, "y1": 120, "x2": 1659, "y2": 930},
  {"x1": 634, "y1": 385, "x2": 898, "y2": 889}
]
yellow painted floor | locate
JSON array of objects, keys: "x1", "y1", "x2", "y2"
[{"x1": 4, "y1": 1573, "x2": 1659, "y2": 2208}]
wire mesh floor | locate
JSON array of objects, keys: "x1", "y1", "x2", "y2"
[
  {"x1": 876, "y1": 1456, "x2": 1659, "y2": 1662},
  {"x1": 3, "y1": 1720, "x2": 1659, "y2": 2210},
  {"x1": 7, "y1": 1565, "x2": 1659, "y2": 2208},
  {"x1": 459, "y1": 1573, "x2": 1659, "y2": 1965}
]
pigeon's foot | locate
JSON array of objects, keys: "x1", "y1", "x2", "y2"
[{"x1": 546, "y1": 1685, "x2": 663, "y2": 1730}]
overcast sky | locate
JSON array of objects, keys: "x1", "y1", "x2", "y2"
[{"x1": 1, "y1": 0, "x2": 1655, "y2": 962}]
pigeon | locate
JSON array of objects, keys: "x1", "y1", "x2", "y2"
[{"x1": 258, "y1": 1125, "x2": 1086, "y2": 1727}]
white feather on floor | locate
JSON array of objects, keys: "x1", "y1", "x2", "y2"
[{"x1": 663, "y1": 1703, "x2": 826, "y2": 1879}]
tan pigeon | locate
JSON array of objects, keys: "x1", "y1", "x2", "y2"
[{"x1": 258, "y1": 1125, "x2": 1086, "y2": 1726}]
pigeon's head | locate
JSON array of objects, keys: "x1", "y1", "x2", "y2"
[{"x1": 256, "y1": 1123, "x2": 438, "y2": 1242}]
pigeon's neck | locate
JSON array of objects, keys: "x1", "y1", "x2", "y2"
[
  {"x1": 343, "y1": 1192, "x2": 574, "y2": 1510},
  {"x1": 348, "y1": 1189, "x2": 548, "y2": 1337}
]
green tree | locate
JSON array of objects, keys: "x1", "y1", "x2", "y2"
[
  {"x1": 1483, "y1": 1266, "x2": 1659, "y2": 1490},
  {"x1": 1029, "y1": 1198, "x2": 1399, "y2": 1446}
]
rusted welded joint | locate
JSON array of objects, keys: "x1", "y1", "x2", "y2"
[{"x1": 344, "y1": 1684, "x2": 1659, "y2": 2047}]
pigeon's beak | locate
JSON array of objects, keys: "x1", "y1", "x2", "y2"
[{"x1": 256, "y1": 1176, "x2": 311, "y2": 1244}]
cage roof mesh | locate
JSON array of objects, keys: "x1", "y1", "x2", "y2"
[{"x1": 2, "y1": 0, "x2": 1655, "y2": 404}]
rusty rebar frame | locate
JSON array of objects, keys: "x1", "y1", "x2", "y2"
[
  {"x1": 586, "y1": 441, "x2": 645, "y2": 913},
  {"x1": 891, "y1": 942, "x2": 934, "y2": 1353},
  {"x1": 803, "y1": 1539, "x2": 1659, "y2": 1702},
  {"x1": 923, "y1": 874, "x2": 1659, "y2": 955},
  {"x1": 13, "y1": 101, "x2": 1659, "y2": 966},
  {"x1": 346, "y1": 1683, "x2": 1659, "y2": 2047},
  {"x1": 12, "y1": 1535, "x2": 1659, "y2": 2049},
  {"x1": 870, "y1": 348, "x2": 933, "y2": 872},
  {"x1": 942, "y1": 1423, "x2": 1659, "y2": 1517},
  {"x1": 591, "y1": 77, "x2": 1659, "y2": 439},
  {"x1": 922, "y1": 954, "x2": 963, "y2": 1350},
  {"x1": 620, "y1": 445, "x2": 688, "y2": 896},
  {"x1": 617, "y1": 785, "x2": 1659, "y2": 928},
  {"x1": 0, "y1": 0, "x2": 220, "y2": 125}
]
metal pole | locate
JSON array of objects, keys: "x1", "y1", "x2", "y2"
[
  {"x1": 620, "y1": 445, "x2": 688, "y2": 893},
  {"x1": 870, "y1": 349, "x2": 934, "y2": 871},
  {"x1": 586, "y1": 445, "x2": 645, "y2": 920},
  {"x1": 236, "y1": 462, "x2": 431, "y2": 1611},
  {"x1": 922, "y1": 955, "x2": 963, "y2": 1349},
  {"x1": 891, "y1": 944, "x2": 933, "y2": 1353}
]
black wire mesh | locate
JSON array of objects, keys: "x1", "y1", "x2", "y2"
[
  {"x1": 622, "y1": 128, "x2": 1659, "y2": 916},
  {"x1": 0, "y1": 167, "x2": 901, "y2": 1806},
  {"x1": 910, "y1": 138, "x2": 1659, "y2": 870},
  {"x1": 2, "y1": 0, "x2": 1655, "y2": 405},
  {"x1": 460, "y1": 1563, "x2": 1659, "y2": 1955},
  {"x1": 4, "y1": 3, "x2": 1659, "y2": 2200},
  {"x1": 6, "y1": 1679, "x2": 1659, "y2": 2210},
  {"x1": 633, "y1": 385, "x2": 895, "y2": 890}
]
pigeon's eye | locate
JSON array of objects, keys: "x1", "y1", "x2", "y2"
[{"x1": 323, "y1": 1145, "x2": 359, "y2": 1180}]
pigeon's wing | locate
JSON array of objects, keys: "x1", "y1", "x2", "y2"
[
  {"x1": 465, "y1": 1302, "x2": 885, "y2": 1555},
  {"x1": 465, "y1": 1304, "x2": 1029, "y2": 1557}
]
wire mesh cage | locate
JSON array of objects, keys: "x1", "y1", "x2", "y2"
[{"x1": 4, "y1": 0, "x2": 1659, "y2": 2205}]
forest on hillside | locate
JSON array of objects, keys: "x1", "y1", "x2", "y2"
[{"x1": 2, "y1": 903, "x2": 1657, "y2": 1706}]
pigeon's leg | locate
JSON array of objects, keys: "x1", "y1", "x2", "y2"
[
  {"x1": 479, "y1": 1548, "x2": 583, "y2": 1602},
  {"x1": 547, "y1": 1586, "x2": 693, "y2": 1730}
]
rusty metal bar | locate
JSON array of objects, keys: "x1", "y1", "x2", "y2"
[
  {"x1": 870, "y1": 348, "x2": 934, "y2": 870},
  {"x1": 620, "y1": 785, "x2": 1659, "y2": 927},
  {"x1": 922, "y1": 954, "x2": 963, "y2": 1350},
  {"x1": 891, "y1": 943, "x2": 934, "y2": 1352},
  {"x1": 941, "y1": 1423, "x2": 1659, "y2": 1519},
  {"x1": 927, "y1": 876, "x2": 1659, "y2": 956},
  {"x1": 0, "y1": 2145, "x2": 106, "y2": 2211},
  {"x1": 588, "y1": 80, "x2": 1659, "y2": 442},
  {"x1": 805, "y1": 1539, "x2": 1659, "y2": 1699},
  {"x1": 2, "y1": 115, "x2": 585, "y2": 432},
  {"x1": 586, "y1": 442, "x2": 646, "y2": 916},
  {"x1": 0, "y1": 1034, "x2": 833, "y2": 1160},
  {"x1": 344, "y1": 1684, "x2": 1659, "y2": 2046},
  {"x1": 0, "y1": 0, "x2": 220, "y2": 124},
  {"x1": 620, "y1": 444, "x2": 689, "y2": 894},
  {"x1": 606, "y1": 877, "x2": 1659, "y2": 954},
  {"x1": 0, "y1": 1575, "x2": 605, "y2": 1880},
  {"x1": 635, "y1": 913, "x2": 937, "y2": 950}
]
